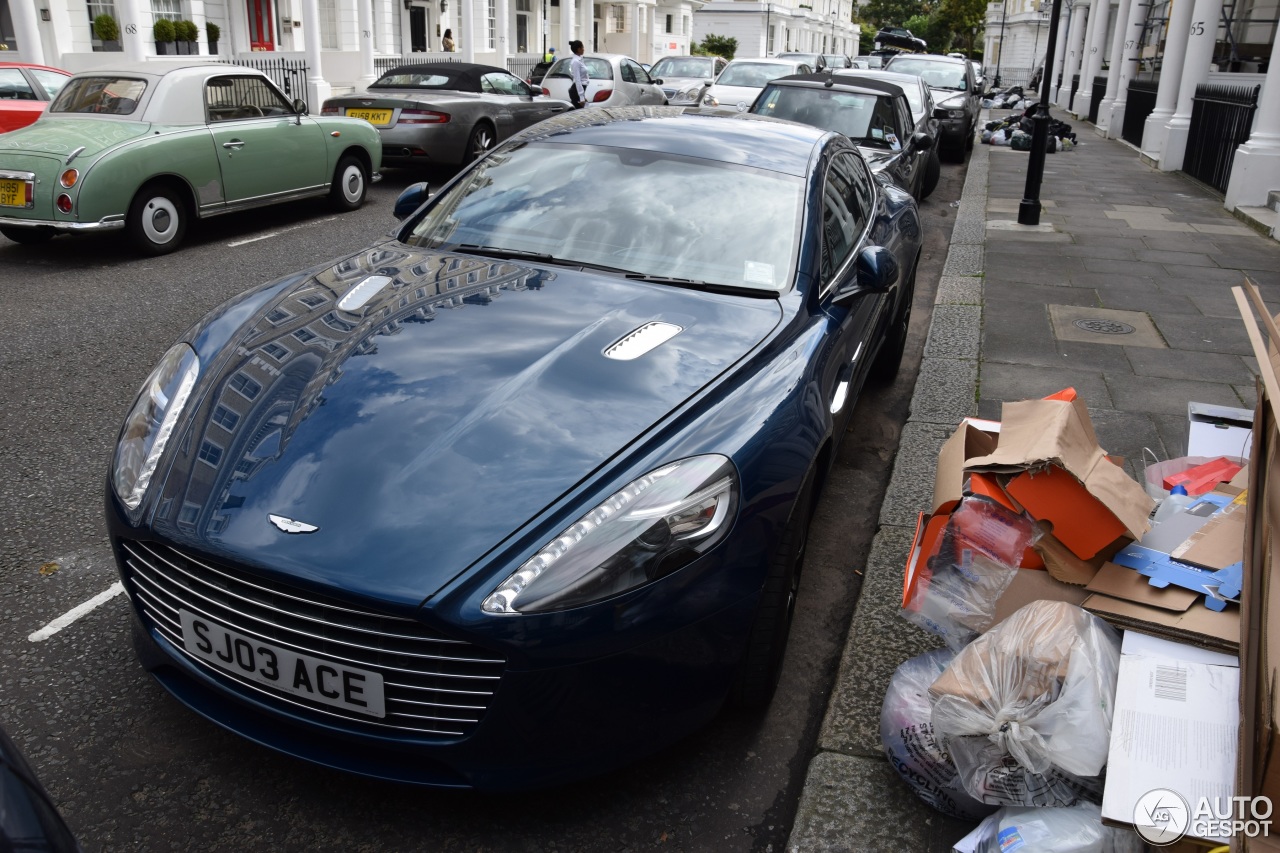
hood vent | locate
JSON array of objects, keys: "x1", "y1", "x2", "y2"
[
  {"x1": 337, "y1": 275, "x2": 393, "y2": 313},
  {"x1": 604, "y1": 321, "x2": 684, "y2": 361}
]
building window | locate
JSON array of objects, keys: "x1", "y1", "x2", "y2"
[
  {"x1": 664, "y1": 13, "x2": 673, "y2": 33},
  {"x1": 212, "y1": 405, "x2": 240, "y2": 431},
  {"x1": 682, "y1": 15, "x2": 689, "y2": 34},
  {"x1": 150, "y1": 0, "x2": 181, "y2": 22},
  {"x1": 516, "y1": 0, "x2": 532, "y2": 10},
  {"x1": 293, "y1": 327, "x2": 317, "y2": 343},
  {"x1": 487, "y1": 0, "x2": 497, "y2": 49},
  {"x1": 178, "y1": 502, "x2": 200, "y2": 527},
  {"x1": 230, "y1": 373, "x2": 262, "y2": 400},
  {"x1": 88, "y1": 1, "x2": 119, "y2": 44},
  {"x1": 768, "y1": 24, "x2": 775, "y2": 53},
  {"x1": 261, "y1": 341, "x2": 290, "y2": 360},
  {"x1": 266, "y1": 307, "x2": 292, "y2": 324},
  {"x1": 198, "y1": 440, "x2": 224, "y2": 467},
  {"x1": 319, "y1": 0, "x2": 339, "y2": 49},
  {"x1": 0, "y1": 2, "x2": 16, "y2": 51}
]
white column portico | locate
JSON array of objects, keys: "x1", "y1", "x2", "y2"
[
  {"x1": 1056, "y1": 1, "x2": 1089, "y2": 106},
  {"x1": 8, "y1": 0, "x2": 44, "y2": 64},
  {"x1": 1075, "y1": 0, "x2": 1110, "y2": 118},
  {"x1": 1048, "y1": 1, "x2": 1071, "y2": 104},
  {"x1": 463, "y1": 0, "x2": 476, "y2": 61},
  {"x1": 1104, "y1": 0, "x2": 1148, "y2": 137},
  {"x1": 301, "y1": 0, "x2": 332, "y2": 110},
  {"x1": 579, "y1": 0, "x2": 591, "y2": 51},
  {"x1": 1225, "y1": 60, "x2": 1280, "y2": 210},
  {"x1": 1095, "y1": 0, "x2": 1135, "y2": 131},
  {"x1": 116, "y1": 0, "x2": 146, "y2": 61},
  {"x1": 564, "y1": 0, "x2": 576, "y2": 44},
  {"x1": 497, "y1": 0, "x2": 509, "y2": 65},
  {"x1": 631, "y1": 4, "x2": 641, "y2": 58},
  {"x1": 1158, "y1": 0, "x2": 1224, "y2": 170},
  {"x1": 1139, "y1": 0, "x2": 1194, "y2": 158},
  {"x1": 357, "y1": 0, "x2": 377, "y2": 87}
]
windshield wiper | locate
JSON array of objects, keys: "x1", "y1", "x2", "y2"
[
  {"x1": 453, "y1": 245, "x2": 637, "y2": 276},
  {"x1": 623, "y1": 273, "x2": 774, "y2": 298}
]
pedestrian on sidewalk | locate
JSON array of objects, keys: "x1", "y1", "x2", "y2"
[
  {"x1": 442, "y1": 29, "x2": 456, "y2": 52},
  {"x1": 569, "y1": 40, "x2": 589, "y2": 109}
]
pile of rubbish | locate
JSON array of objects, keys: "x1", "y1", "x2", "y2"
[
  {"x1": 982, "y1": 85, "x2": 1028, "y2": 110},
  {"x1": 882, "y1": 386, "x2": 1257, "y2": 851},
  {"x1": 980, "y1": 105, "x2": 1078, "y2": 152}
]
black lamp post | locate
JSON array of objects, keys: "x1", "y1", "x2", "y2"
[
  {"x1": 1017, "y1": 0, "x2": 1065, "y2": 225},
  {"x1": 993, "y1": 0, "x2": 1008, "y2": 87}
]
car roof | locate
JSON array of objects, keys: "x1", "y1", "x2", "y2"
[
  {"x1": 888, "y1": 53, "x2": 968, "y2": 66},
  {"x1": 834, "y1": 68, "x2": 924, "y2": 88},
  {"x1": 507, "y1": 105, "x2": 830, "y2": 177},
  {"x1": 768, "y1": 72, "x2": 906, "y2": 98},
  {"x1": 727, "y1": 57, "x2": 809, "y2": 66},
  {"x1": 378, "y1": 62, "x2": 514, "y2": 88}
]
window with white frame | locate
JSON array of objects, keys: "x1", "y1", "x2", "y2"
[
  {"x1": 610, "y1": 5, "x2": 625, "y2": 33},
  {"x1": 767, "y1": 24, "x2": 775, "y2": 52},
  {"x1": 88, "y1": 0, "x2": 118, "y2": 41},
  {"x1": 318, "y1": 0, "x2": 339, "y2": 49},
  {"x1": 487, "y1": 0, "x2": 497, "y2": 49},
  {"x1": 664, "y1": 12, "x2": 672, "y2": 32},
  {"x1": 151, "y1": 0, "x2": 181, "y2": 22},
  {"x1": 682, "y1": 15, "x2": 688, "y2": 34}
]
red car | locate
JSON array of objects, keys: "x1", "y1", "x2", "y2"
[{"x1": 0, "y1": 62, "x2": 72, "y2": 133}]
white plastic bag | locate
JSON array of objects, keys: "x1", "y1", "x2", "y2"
[
  {"x1": 881, "y1": 650, "x2": 998, "y2": 821},
  {"x1": 956, "y1": 802, "x2": 1144, "y2": 853},
  {"x1": 900, "y1": 497, "x2": 1036, "y2": 650},
  {"x1": 930, "y1": 601, "x2": 1122, "y2": 807}
]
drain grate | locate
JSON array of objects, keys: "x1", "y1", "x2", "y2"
[{"x1": 1073, "y1": 318, "x2": 1136, "y2": 335}]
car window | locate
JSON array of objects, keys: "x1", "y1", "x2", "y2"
[
  {"x1": 621, "y1": 62, "x2": 637, "y2": 84},
  {"x1": 406, "y1": 142, "x2": 804, "y2": 292},
  {"x1": 482, "y1": 72, "x2": 527, "y2": 95},
  {"x1": 717, "y1": 62, "x2": 792, "y2": 88},
  {"x1": 888, "y1": 58, "x2": 968, "y2": 91},
  {"x1": 754, "y1": 86, "x2": 887, "y2": 144},
  {"x1": 715, "y1": 59, "x2": 728, "y2": 76},
  {"x1": 205, "y1": 75, "x2": 293, "y2": 122},
  {"x1": 50, "y1": 76, "x2": 147, "y2": 115},
  {"x1": 546, "y1": 57, "x2": 613, "y2": 80},
  {"x1": 821, "y1": 154, "x2": 864, "y2": 283},
  {"x1": 633, "y1": 62, "x2": 654, "y2": 84},
  {"x1": 373, "y1": 69, "x2": 475, "y2": 90},
  {"x1": 0, "y1": 69, "x2": 37, "y2": 101},
  {"x1": 28, "y1": 69, "x2": 70, "y2": 100},
  {"x1": 894, "y1": 96, "x2": 913, "y2": 137}
]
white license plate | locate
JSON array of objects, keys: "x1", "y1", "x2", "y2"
[{"x1": 180, "y1": 609, "x2": 385, "y2": 718}]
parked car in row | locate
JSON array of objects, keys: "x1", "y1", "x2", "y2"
[
  {"x1": 875, "y1": 27, "x2": 927, "y2": 52},
  {"x1": 821, "y1": 54, "x2": 855, "y2": 70},
  {"x1": 836, "y1": 67, "x2": 942, "y2": 196},
  {"x1": 0, "y1": 61, "x2": 72, "y2": 133},
  {"x1": 750, "y1": 73, "x2": 936, "y2": 200},
  {"x1": 885, "y1": 52, "x2": 980, "y2": 161},
  {"x1": 774, "y1": 52, "x2": 829, "y2": 72},
  {"x1": 648, "y1": 54, "x2": 727, "y2": 106},
  {"x1": 106, "y1": 104, "x2": 921, "y2": 791},
  {"x1": 0, "y1": 63, "x2": 381, "y2": 254},
  {"x1": 700, "y1": 56, "x2": 814, "y2": 113},
  {"x1": 541, "y1": 53, "x2": 666, "y2": 107},
  {"x1": 323, "y1": 62, "x2": 570, "y2": 167}
]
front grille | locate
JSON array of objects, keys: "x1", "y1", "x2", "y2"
[{"x1": 120, "y1": 539, "x2": 505, "y2": 737}]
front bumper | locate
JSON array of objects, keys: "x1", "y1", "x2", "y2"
[{"x1": 0, "y1": 214, "x2": 125, "y2": 233}]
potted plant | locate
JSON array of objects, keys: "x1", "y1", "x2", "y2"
[
  {"x1": 93, "y1": 13, "x2": 121, "y2": 51},
  {"x1": 153, "y1": 18, "x2": 176, "y2": 55},
  {"x1": 206, "y1": 21, "x2": 220, "y2": 54},
  {"x1": 176, "y1": 19, "x2": 198, "y2": 54}
]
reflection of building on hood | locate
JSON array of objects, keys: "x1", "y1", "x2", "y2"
[{"x1": 158, "y1": 249, "x2": 555, "y2": 537}]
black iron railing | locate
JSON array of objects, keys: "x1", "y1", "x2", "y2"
[
  {"x1": 1088, "y1": 75, "x2": 1106, "y2": 123},
  {"x1": 1069, "y1": 72, "x2": 1080, "y2": 110},
  {"x1": 218, "y1": 57, "x2": 308, "y2": 98},
  {"x1": 1183, "y1": 83, "x2": 1259, "y2": 193},
  {"x1": 1121, "y1": 78, "x2": 1159, "y2": 146}
]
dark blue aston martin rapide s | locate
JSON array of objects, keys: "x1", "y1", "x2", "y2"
[{"x1": 105, "y1": 106, "x2": 923, "y2": 790}]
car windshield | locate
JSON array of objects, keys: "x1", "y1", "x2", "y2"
[
  {"x1": 823, "y1": 55, "x2": 851, "y2": 68},
  {"x1": 49, "y1": 77, "x2": 147, "y2": 115},
  {"x1": 405, "y1": 142, "x2": 804, "y2": 292},
  {"x1": 716, "y1": 62, "x2": 792, "y2": 88},
  {"x1": 754, "y1": 87, "x2": 897, "y2": 148},
  {"x1": 546, "y1": 57, "x2": 614, "y2": 79},
  {"x1": 650, "y1": 57, "x2": 714, "y2": 79},
  {"x1": 889, "y1": 58, "x2": 967, "y2": 90}
]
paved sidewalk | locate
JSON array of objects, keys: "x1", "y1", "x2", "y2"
[{"x1": 786, "y1": 112, "x2": 1280, "y2": 852}]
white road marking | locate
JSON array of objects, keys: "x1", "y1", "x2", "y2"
[
  {"x1": 227, "y1": 216, "x2": 338, "y2": 247},
  {"x1": 28, "y1": 582, "x2": 125, "y2": 642}
]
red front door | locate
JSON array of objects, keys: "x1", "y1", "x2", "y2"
[{"x1": 248, "y1": 0, "x2": 275, "y2": 50}]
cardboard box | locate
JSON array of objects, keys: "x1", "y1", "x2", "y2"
[{"x1": 1188, "y1": 401, "x2": 1254, "y2": 460}]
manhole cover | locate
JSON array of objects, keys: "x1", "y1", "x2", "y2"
[{"x1": 1073, "y1": 318, "x2": 1136, "y2": 335}]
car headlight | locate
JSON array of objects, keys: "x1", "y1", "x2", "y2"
[
  {"x1": 669, "y1": 86, "x2": 703, "y2": 105},
  {"x1": 947, "y1": 109, "x2": 966, "y2": 119},
  {"x1": 702, "y1": 92, "x2": 720, "y2": 107},
  {"x1": 482, "y1": 454, "x2": 738, "y2": 614},
  {"x1": 112, "y1": 343, "x2": 200, "y2": 511}
]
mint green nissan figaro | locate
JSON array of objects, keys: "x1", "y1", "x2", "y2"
[{"x1": 0, "y1": 63, "x2": 382, "y2": 255}]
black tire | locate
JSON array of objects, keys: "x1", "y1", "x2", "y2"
[
  {"x1": 126, "y1": 183, "x2": 187, "y2": 256},
  {"x1": 870, "y1": 258, "x2": 917, "y2": 384},
  {"x1": 328, "y1": 155, "x2": 368, "y2": 212},
  {"x1": 0, "y1": 226, "x2": 54, "y2": 245},
  {"x1": 729, "y1": 470, "x2": 816, "y2": 709},
  {"x1": 465, "y1": 122, "x2": 496, "y2": 163},
  {"x1": 921, "y1": 150, "x2": 940, "y2": 199}
]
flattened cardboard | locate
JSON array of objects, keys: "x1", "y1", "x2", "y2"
[
  {"x1": 1085, "y1": 560, "x2": 1198, "y2": 612},
  {"x1": 1172, "y1": 493, "x2": 1247, "y2": 571},
  {"x1": 991, "y1": 567, "x2": 1089, "y2": 624},
  {"x1": 1082, "y1": 593, "x2": 1240, "y2": 653},
  {"x1": 966, "y1": 397, "x2": 1154, "y2": 547}
]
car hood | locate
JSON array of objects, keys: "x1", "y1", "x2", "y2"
[
  {"x1": 151, "y1": 245, "x2": 783, "y2": 608},
  {"x1": 659, "y1": 76, "x2": 709, "y2": 89},
  {"x1": 0, "y1": 118, "x2": 150, "y2": 158},
  {"x1": 930, "y1": 88, "x2": 969, "y2": 107},
  {"x1": 706, "y1": 84, "x2": 763, "y2": 108}
]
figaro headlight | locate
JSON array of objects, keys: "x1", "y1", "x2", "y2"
[
  {"x1": 112, "y1": 343, "x2": 199, "y2": 511},
  {"x1": 482, "y1": 455, "x2": 738, "y2": 614}
]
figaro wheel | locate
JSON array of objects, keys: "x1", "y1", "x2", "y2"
[
  {"x1": 329, "y1": 155, "x2": 368, "y2": 212},
  {"x1": 127, "y1": 183, "x2": 188, "y2": 256}
]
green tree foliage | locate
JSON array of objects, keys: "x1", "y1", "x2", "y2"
[
  {"x1": 860, "y1": 0, "x2": 923, "y2": 30},
  {"x1": 695, "y1": 34, "x2": 737, "y2": 60}
]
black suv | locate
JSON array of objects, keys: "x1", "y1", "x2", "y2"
[{"x1": 884, "y1": 53, "x2": 978, "y2": 161}]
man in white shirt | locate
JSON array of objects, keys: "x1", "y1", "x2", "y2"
[{"x1": 568, "y1": 40, "x2": 589, "y2": 109}]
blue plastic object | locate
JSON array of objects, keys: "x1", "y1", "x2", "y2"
[{"x1": 1112, "y1": 543, "x2": 1243, "y2": 611}]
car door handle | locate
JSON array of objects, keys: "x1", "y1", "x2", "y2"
[{"x1": 222, "y1": 140, "x2": 246, "y2": 150}]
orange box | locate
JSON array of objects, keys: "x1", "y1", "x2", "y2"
[{"x1": 1005, "y1": 464, "x2": 1129, "y2": 560}]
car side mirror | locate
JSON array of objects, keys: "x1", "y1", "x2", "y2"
[
  {"x1": 910, "y1": 132, "x2": 932, "y2": 151},
  {"x1": 393, "y1": 182, "x2": 431, "y2": 220},
  {"x1": 654, "y1": 78, "x2": 664, "y2": 85},
  {"x1": 835, "y1": 245, "x2": 899, "y2": 301},
  {"x1": 293, "y1": 98, "x2": 308, "y2": 114}
]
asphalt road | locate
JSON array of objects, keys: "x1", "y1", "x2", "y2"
[{"x1": 0, "y1": 153, "x2": 965, "y2": 852}]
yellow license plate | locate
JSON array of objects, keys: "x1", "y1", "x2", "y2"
[
  {"x1": 346, "y1": 108, "x2": 393, "y2": 126},
  {"x1": 0, "y1": 178, "x2": 28, "y2": 208}
]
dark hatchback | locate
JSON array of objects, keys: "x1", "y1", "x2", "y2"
[
  {"x1": 106, "y1": 106, "x2": 922, "y2": 791},
  {"x1": 884, "y1": 53, "x2": 979, "y2": 161},
  {"x1": 750, "y1": 73, "x2": 936, "y2": 201}
]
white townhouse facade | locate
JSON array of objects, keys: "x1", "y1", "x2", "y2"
[
  {"x1": 0, "y1": 0, "x2": 706, "y2": 107},
  {"x1": 691, "y1": 0, "x2": 860, "y2": 60}
]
